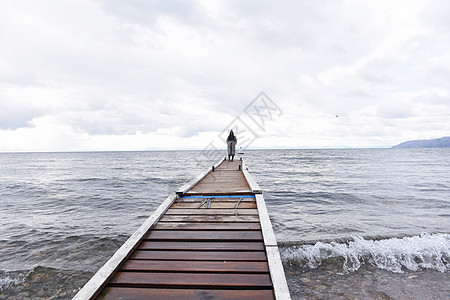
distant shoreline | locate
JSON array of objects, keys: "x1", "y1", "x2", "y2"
[{"x1": 391, "y1": 137, "x2": 450, "y2": 149}]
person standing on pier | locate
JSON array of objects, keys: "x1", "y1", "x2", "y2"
[{"x1": 226, "y1": 130, "x2": 237, "y2": 161}]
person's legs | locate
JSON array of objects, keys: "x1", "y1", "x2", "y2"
[{"x1": 231, "y1": 154, "x2": 234, "y2": 161}]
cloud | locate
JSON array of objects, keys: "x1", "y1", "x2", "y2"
[
  {"x1": 98, "y1": 0, "x2": 209, "y2": 27},
  {"x1": 376, "y1": 101, "x2": 414, "y2": 119},
  {"x1": 0, "y1": 0, "x2": 449, "y2": 151},
  {"x1": 0, "y1": 108, "x2": 36, "y2": 130}
]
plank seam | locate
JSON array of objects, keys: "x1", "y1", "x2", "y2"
[{"x1": 176, "y1": 157, "x2": 225, "y2": 195}]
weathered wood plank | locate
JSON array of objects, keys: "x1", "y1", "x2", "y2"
[
  {"x1": 266, "y1": 246, "x2": 291, "y2": 300},
  {"x1": 187, "y1": 185, "x2": 248, "y2": 189},
  {"x1": 170, "y1": 202, "x2": 256, "y2": 209},
  {"x1": 242, "y1": 169, "x2": 262, "y2": 194},
  {"x1": 109, "y1": 272, "x2": 273, "y2": 288},
  {"x1": 193, "y1": 177, "x2": 246, "y2": 181},
  {"x1": 191, "y1": 182, "x2": 248, "y2": 186},
  {"x1": 187, "y1": 167, "x2": 251, "y2": 194},
  {"x1": 154, "y1": 222, "x2": 260, "y2": 230},
  {"x1": 215, "y1": 160, "x2": 242, "y2": 169},
  {"x1": 144, "y1": 230, "x2": 263, "y2": 241},
  {"x1": 255, "y1": 194, "x2": 291, "y2": 300},
  {"x1": 190, "y1": 183, "x2": 248, "y2": 187},
  {"x1": 184, "y1": 191, "x2": 254, "y2": 196},
  {"x1": 130, "y1": 250, "x2": 267, "y2": 261},
  {"x1": 176, "y1": 158, "x2": 225, "y2": 196},
  {"x1": 190, "y1": 172, "x2": 246, "y2": 180},
  {"x1": 138, "y1": 241, "x2": 265, "y2": 251},
  {"x1": 165, "y1": 209, "x2": 258, "y2": 215},
  {"x1": 176, "y1": 197, "x2": 255, "y2": 203},
  {"x1": 121, "y1": 260, "x2": 269, "y2": 273},
  {"x1": 255, "y1": 194, "x2": 278, "y2": 247},
  {"x1": 191, "y1": 178, "x2": 247, "y2": 182},
  {"x1": 192, "y1": 177, "x2": 248, "y2": 182},
  {"x1": 198, "y1": 172, "x2": 245, "y2": 178},
  {"x1": 191, "y1": 179, "x2": 246, "y2": 183},
  {"x1": 159, "y1": 215, "x2": 260, "y2": 223},
  {"x1": 98, "y1": 287, "x2": 275, "y2": 300}
]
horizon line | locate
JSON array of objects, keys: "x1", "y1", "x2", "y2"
[{"x1": 0, "y1": 146, "x2": 401, "y2": 154}]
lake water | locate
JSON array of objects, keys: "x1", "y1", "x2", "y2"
[{"x1": 1, "y1": 149, "x2": 449, "y2": 299}]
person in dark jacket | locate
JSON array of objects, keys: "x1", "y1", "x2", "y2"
[{"x1": 226, "y1": 130, "x2": 237, "y2": 161}]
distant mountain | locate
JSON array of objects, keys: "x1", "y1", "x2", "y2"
[{"x1": 392, "y1": 137, "x2": 450, "y2": 149}]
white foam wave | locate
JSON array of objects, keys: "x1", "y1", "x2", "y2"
[
  {"x1": 0, "y1": 270, "x2": 30, "y2": 291},
  {"x1": 281, "y1": 233, "x2": 450, "y2": 273}
]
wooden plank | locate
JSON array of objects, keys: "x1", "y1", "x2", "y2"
[
  {"x1": 121, "y1": 260, "x2": 269, "y2": 273},
  {"x1": 266, "y1": 246, "x2": 291, "y2": 300},
  {"x1": 191, "y1": 178, "x2": 248, "y2": 184},
  {"x1": 159, "y1": 215, "x2": 260, "y2": 223},
  {"x1": 154, "y1": 222, "x2": 261, "y2": 230},
  {"x1": 73, "y1": 194, "x2": 177, "y2": 300},
  {"x1": 191, "y1": 182, "x2": 249, "y2": 187},
  {"x1": 184, "y1": 191, "x2": 254, "y2": 196},
  {"x1": 165, "y1": 209, "x2": 258, "y2": 215},
  {"x1": 188, "y1": 187, "x2": 251, "y2": 192},
  {"x1": 177, "y1": 157, "x2": 225, "y2": 196},
  {"x1": 255, "y1": 194, "x2": 278, "y2": 247},
  {"x1": 216, "y1": 160, "x2": 242, "y2": 169},
  {"x1": 171, "y1": 201, "x2": 256, "y2": 209},
  {"x1": 130, "y1": 250, "x2": 267, "y2": 261},
  {"x1": 176, "y1": 197, "x2": 255, "y2": 203},
  {"x1": 98, "y1": 287, "x2": 275, "y2": 300},
  {"x1": 192, "y1": 178, "x2": 246, "y2": 183},
  {"x1": 255, "y1": 194, "x2": 291, "y2": 300},
  {"x1": 109, "y1": 272, "x2": 273, "y2": 288},
  {"x1": 242, "y1": 169, "x2": 262, "y2": 194},
  {"x1": 196, "y1": 174, "x2": 244, "y2": 178},
  {"x1": 193, "y1": 174, "x2": 246, "y2": 179},
  {"x1": 139, "y1": 241, "x2": 265, "y2": 251},
  {"x1": 200, "y1": 175, "x2": 244, "y2": 179},
  {"x1": 191, "y1": 172, "x2": 237, "y2": 177},
  {"x1": 191, "y1": 185, "x2": 250, "y2": 189},
  {"x1": 188, "y1": 177, "x2": 248, "y2": 183},
  {"x1": 189, "y1": 187, "x2": 249, "y2": 191},
  {"x1": 145, "y1": 230, "x2": 263, "y2": 241},
  {"x1": 189, "y1": 177, "x2": 248, "y2": 182}
]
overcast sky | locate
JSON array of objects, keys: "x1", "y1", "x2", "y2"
[{"x1": 1, "y1": 0, "x2": 449, "y2": 152}]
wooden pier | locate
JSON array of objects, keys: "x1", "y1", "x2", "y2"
[{"x1": 74, "y1": 158, "x2": 290, "y2": 299}]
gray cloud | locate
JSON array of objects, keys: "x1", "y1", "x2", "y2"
[
  {"x1": 0, "y1": 108, "x2": 36, "y2": 130},
  {"x1": 412, "y1": 93, "x2": 450, "y2": 105},
  {"x1": 0, "y1": 73, "x2": 38, "y2": 87},
  {"x1": 359, "y1": 59, "x2": 402, "y2": 84},
  {"x1": 0, "y1": 1, "x2": 449, "y2": 151},
  {"x1": 376, "y1": 102, "x2": 414, "y2": 119},
  {"x1": 98, "y1": 0, "x2": 209, "y2": 27}
]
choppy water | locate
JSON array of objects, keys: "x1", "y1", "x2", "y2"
[{"x1": 1, "y1": 149, "x2": 449, "y2": 299}]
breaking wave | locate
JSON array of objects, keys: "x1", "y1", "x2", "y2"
[
  {"x1": 0, "y1": 269, "x2": 31, "y2": 291},
  {"x1": 0, "y1": 266, "x2": 93, "y2": 298},
  {"x1": 280, "y1": 233, "x2": 450, "y2": 273}
]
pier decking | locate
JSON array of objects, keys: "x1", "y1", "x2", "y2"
[{"x1": 74, "y1": 158, "x2": 290, "y2": 299}]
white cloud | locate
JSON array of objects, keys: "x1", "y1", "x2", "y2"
[{"x1": 0, "y1": 0, "x2": 449, "y2": 151}]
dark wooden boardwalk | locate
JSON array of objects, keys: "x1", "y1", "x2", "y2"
[{"x1": 74, "y1": 158, "x2": 290, "y2": 300}]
